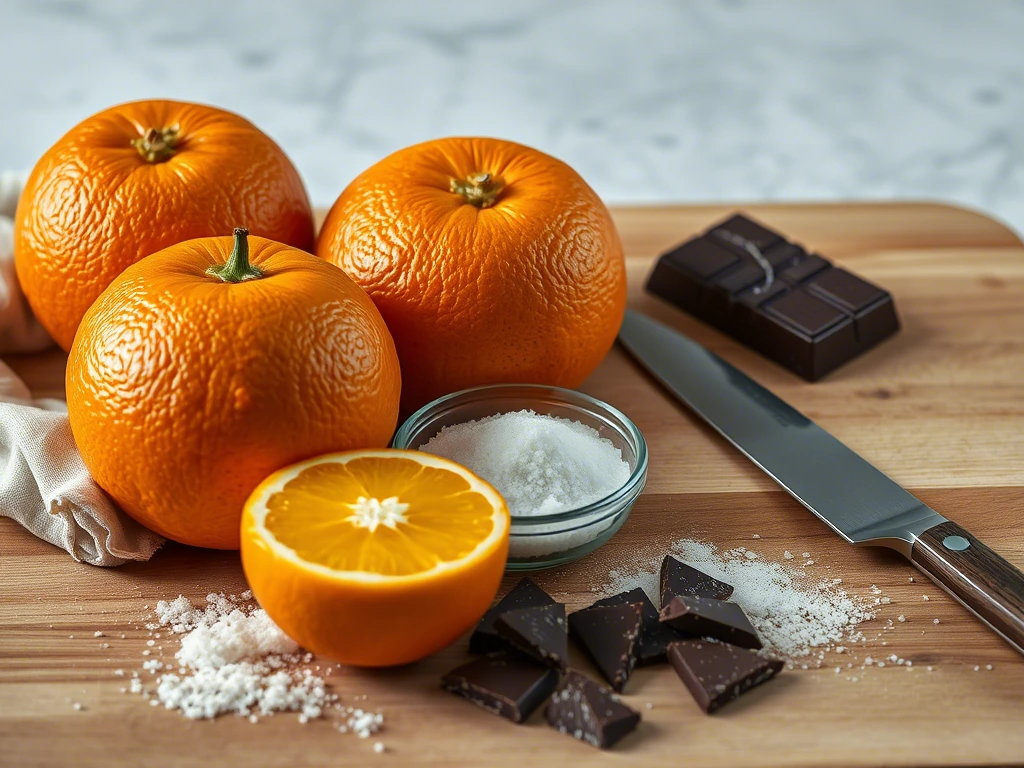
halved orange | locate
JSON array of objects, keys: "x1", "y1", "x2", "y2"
[{"x1": 240, "y1": 450, "x2": 510, "y2": 667}]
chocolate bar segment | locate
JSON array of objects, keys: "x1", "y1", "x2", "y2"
[
  {"x1": 667, "y1": 640, "x2": 783, "y2": 713},
  {"x1": 469, "y1": 578, "x2": 556, "y2": 654},
  {"x1": 659, "y1": 595, "x2": 762, "y2": 650},
  {"x1": 777, "y1": 252, "x2": 830, "y2": 284},
  {"x1": 495, "y1": 603, "x2": 568, "y2": 671},
  {"x1": 660, "y1": 556, "x2": 734, "y2": 606},
  {"x1": 645, "y1": 213, "x2": 899, "y2": 381},
  {"x1": 591, "y1": 587, "x2": 682, "y2": 665},
  {"x1": 710, "y1": 214, "x2": 783, "y2": 255},
  {"x1": 545, "y1": 670, "x2": 641, "y2": 749},
  {"x1": 442, "y1": 652, "x2": 560, "y2": 723},
  {"x1": 568, "y1": 602, "x2": 643, "y2": 692}
]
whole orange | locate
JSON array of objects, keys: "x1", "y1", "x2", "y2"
[
  {"x1": 66, "y1": 229, "x2": 401, "y2": 550},
  {"x1": 316, "y1": 137, "x2": 626, "y2": 412},
  {"x1": 15, "y1": 99, "x2": 315, "y2": 350}
]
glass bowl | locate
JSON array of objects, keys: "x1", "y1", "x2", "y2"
[{"x1": 392, "y1": 384, "x2": 648, "y2": 571}]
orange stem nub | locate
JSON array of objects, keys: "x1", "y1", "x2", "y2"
[
  {"x1": 206, "y1": 228, "x2": 264, "y2": 283},
  {"x1": 450, "y1": 172, "x2": 504, "y2": 208},
  {"x1": 131, "y1": 124, "x2": 181, "y2": 163}
]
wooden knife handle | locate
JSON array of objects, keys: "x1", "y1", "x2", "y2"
[{"x1": 911, "y1": 520, "x2": 1024, "y2": 654}]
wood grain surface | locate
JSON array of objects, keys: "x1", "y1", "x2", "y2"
[{"x1": 2, "y1": 202, "x2": 1023, "y2": 767}]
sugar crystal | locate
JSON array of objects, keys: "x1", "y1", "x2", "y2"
[
  {"x1": 421, "y1": 409, "x2": 629, "y2": 517},
  {"x1": 421, "y1": 410, "x2": 631, "y2": 557}
]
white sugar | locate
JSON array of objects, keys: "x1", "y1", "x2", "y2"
[
  {"x1": 146, "y1": 593, "x2": 323, "y2": 720},
  {"x1": 601, "y1": 539, "x2": 875, "y2": 661},
  {"x1": 176, "y1": 605, "x2": 298, "y2": 670},
  {"x1": 420, "y1": 410, "x2": 629, "y2": 517},
  {"x1": 135, "y1": 593, "x2": 385, "y2": 735},
  {"x1": 421, "y1": 409, "x2": 632, "y2": 557}
]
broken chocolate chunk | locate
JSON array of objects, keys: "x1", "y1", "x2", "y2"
[
  {"x1": 494, "y1": 603, "x2": 568, "y2": 671},
  {"x1": 545, "y1": 669, "x2": 641, "y2": 749},
  {"x1": 568, "y1": 602, "x2": 643, "y2": 692},
  {"x1": 591, "y1": 587, "x2": 681, "y2": 665},
  {"x1": 667, "y1": 640, "x2": 783, "y2": 713},
  {"x1": 469, "y1": 578, "x2": 556, "y2": 654},
  {"x1": 659, "y1": 555, "x2": 734, "y2": 606},
  {"x1": 659, "y1": 595, "x2": 762, "y2": 650},
  {"x1": 442, "y1": 652, "x2": 559, "y2": 723}
]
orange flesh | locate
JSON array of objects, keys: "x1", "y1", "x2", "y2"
[{"x1": 263, "y1": 457, "x2": 498, "y2": 576}]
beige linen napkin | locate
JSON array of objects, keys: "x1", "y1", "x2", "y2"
[{"x1": 0, "y1": 170, "x2": 164, "y2": 565}]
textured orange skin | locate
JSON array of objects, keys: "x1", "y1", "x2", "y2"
[
  {"x1": 241, "y1": 463, "x2": 509, "y2": 667},
  {"x1": 316, "y1": 137, "x2": 627, "y2": 412},
  {"x1": 66, "y1": 236, "x2": 401, "y2": 550},
  {"x1": 15, "y1": 99, "x2": 315, "y2": 351}
]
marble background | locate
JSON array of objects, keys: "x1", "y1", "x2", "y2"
[{"x1": 1, "y1": 0, "x2": 1022, "y2": 233}]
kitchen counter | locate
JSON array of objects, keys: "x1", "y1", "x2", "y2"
[{"x1": 3, "y1": 202, "x2": 1023, "y2": 767}]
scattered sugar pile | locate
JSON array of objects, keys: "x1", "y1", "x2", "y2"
[
  {"x1": 148, "y1": 592, "x2": 329, "y2": 720},
  {"x1": 131, "y1": 592, "x2": 383, "y2": 738},
  {"x1": 421, "y1": 409, "x2": 630, "y2": 516},
  {"x1": 602, "y1": 539, "x2": 875, "y2": 662}
]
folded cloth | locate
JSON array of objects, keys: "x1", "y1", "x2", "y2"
[{"x1": 0, "y1": 170, "x2": 164, "y2": 565}]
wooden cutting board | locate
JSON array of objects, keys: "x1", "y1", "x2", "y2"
[{"x1": 2, "y1": 203, "x2": 1023, "y2": 768}]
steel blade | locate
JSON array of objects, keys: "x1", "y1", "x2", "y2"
[{"x1": 618, "y1": 310, "x2": 945, "y2": 554}]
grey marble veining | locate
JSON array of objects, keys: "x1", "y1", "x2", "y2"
[{"x1": 1, "y1": 0, "x2": 1022, "y2": 233}]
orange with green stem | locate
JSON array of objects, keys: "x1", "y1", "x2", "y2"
[{"x1": 66, "y1": 228, "x2": 401, "y2": 549}]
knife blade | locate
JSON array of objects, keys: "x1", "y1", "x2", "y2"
[{"x1": 619, "y1": 309, "x2": 1024, "y2": 655}]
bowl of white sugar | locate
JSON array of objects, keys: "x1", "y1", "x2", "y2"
[{"x1": 393, "y1": 384, "x2": 648, "y2": 570}]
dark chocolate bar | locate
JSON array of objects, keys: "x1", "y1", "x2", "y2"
[
  {"x1": 545, "y1": 670, "x2": 641, "y2": 749},
  {"x1": 660, "y1": 555, "x2": 734, "y2": 606},
  {"x1": 645, "y1": 213, "x2": 899, "y2": 380},
  {"x1": 469, "y1": 578, "x2": 556, "y2": 654},
  {"x1": 659, "y1": 595, "x2": 762, "y2": 650},
  {"x1": 442, "y1": 652, "x2": 559, "y2": 723},
  {"x1": 667, "y1": 640, "x2": 784, "y2": 713}
]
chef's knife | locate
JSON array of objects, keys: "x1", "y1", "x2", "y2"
[{"x1": 619, "y1": 309, "x2": 1024, "y2": 655}]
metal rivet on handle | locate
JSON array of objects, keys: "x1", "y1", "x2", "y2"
[{"x1": 942, "y1": 535, "x2": 971, "y2": 551}]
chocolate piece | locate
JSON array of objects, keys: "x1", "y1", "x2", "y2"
[
  {"x1": 667, "y1": 640, "x2": 784, "y2": 713},
  {"x1": 545, "y1": 670, "x2": 641, "y2": 749},
  {"x1": 442, "y1": 652, "x2": 559, "y2": 723},
  {"x1": 764, "y1": 288, "x2": 848, "y2": 337},
  {"x1": 591, "y1": 587, "x2": 681, "y2": 665},
  {"x1": 710, "y1": 214, "x2": 783, "y2": 255},
  {"x1": 807, "y1": 266, "x2": 884, "y2": 312},
  {"x1": 777, "y1": 252, "x2": 829, "y2": 284},
  {"x1": 494, "y1": 603, "x2": 567, "y2": 671},
  {"x1": 660, "y1": 556, "x2": 734, "y2": 606},
  {"x1": 659, "y1": 596, "x2": 762, "y2": 650},
  {"x1": 470, "y1": 578, "x2": 556, "y2": 654},
  {"x1": 761, "y1": 242, "x2": 806, "y2": 270},
  {"x1": 645, "y1": 213, "x2": 900, "y2": 381},
  {"x1": 568, "y1": 602, "x2": 643, "y2": 692},
  {"x1": 662, "y1": 237, "x2": 739, "y2": 281}
]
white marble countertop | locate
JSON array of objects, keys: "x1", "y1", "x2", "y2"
[{"x1": 2, "y1": 0, "x2": 1022, "y2": 234}]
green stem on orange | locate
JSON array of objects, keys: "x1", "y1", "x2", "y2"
[
  {"x1": 131, "y1": 124, "x2": 181, "y2": 163},
  {"x1": 450, "y1": 172, "x2": 504, "y2": 208},
  {"x1": 206, "y1": 228, "x2": 264, "y2": 283}
]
